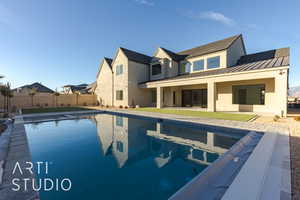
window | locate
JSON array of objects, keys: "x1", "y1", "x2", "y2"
[
  {"x1": 233, "y1": 84, "x2": 265, "y2": 105},
  {"x1": 116, "y1": 64, "x2": 123, "y2": 75},
  {"x1": 116, "y1": 141, "x2": 124, "y2": 152},
  {"x1": 116, "y1": 116, "x2": 123, "y2": 126},
  {"x1": 173, "y1": 91, "x2": 176, "y2": 105},
  {"x1": 180, "y1": 62, "x2": 191, "y2": 74},
  {"x1": 207, "y1": 56, "x2": 220, "y2": 69},
  {"x1": 193, "y1": 59, "x2": 204, "y2": 71},
  {"x1": 116, "y1": 90, "x2": 123, "y2": 100},
  {"x1": 151, "y1": 90, "x2": 156, "y2": 103},
  {"x1": 152, "y1": 64, "x2": 162, "y2": 76}
]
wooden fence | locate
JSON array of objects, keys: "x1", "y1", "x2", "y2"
[{"x1": 0, "y1": 94, "x2": 98, "y2": 110}]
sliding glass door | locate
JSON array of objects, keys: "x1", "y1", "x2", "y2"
[{"x1": 182, "y1": 89, "x2": 207, "y2": 108}]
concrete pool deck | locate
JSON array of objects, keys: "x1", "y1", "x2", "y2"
[{"x1": 0, "y1": 109, "x2": 292, "y2": 200}]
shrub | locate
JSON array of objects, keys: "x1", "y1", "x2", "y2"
[
  {"x1": 119, "y1": 105, "x2": 123, "y2": 109},
  {"x1": 124, "y1": 106, "x2": 128, "y2": 109},
  {"x1": 294, "y1": 116, "x2": 300, "y2": 122},
  {"x1": 67, "y1": 104, "x2": 71, "y2": 107},
  {"x1": 273, "y1": 115, "x2": 280, "y2": 122},
  {"x1": 106, "y1": 105, "x2": 109, "y2": 108},
  {"x1": 60, "y1": 103, "x2": 64, "y2": 107},
  {"x1": 44, "y1": 103, "x2": 48, "y2": 107}
]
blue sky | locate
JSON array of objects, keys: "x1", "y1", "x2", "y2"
[{"x1": 0, "y1": 0, "x2": 299, "y2": 90}]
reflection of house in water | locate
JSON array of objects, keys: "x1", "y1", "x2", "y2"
[
  {"x1": 93, "y1": 114, "x2": 239, "y2": 169},
  {"x1": 94, "y1": 114, "x2": 153, "y2": 168},
  {"x1": 147, "y1": 123, "x2": 239, "y2": 166}
]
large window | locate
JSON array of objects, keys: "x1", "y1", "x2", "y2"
[
  {"x1": 233, "y1": 84, "x2": 265, "y2": 105},
  {"x1": 116, "y1": 90, "x2": 123, "y2": 100},
  {"x1": 116, "y1": 141, "x2": 124, "y2": 152},
  {"x1": 207, "y1": 56, "x2": 220, "y2": 69},
  {"x1": 193, "y1": 59, "x2": 204, "y2": 71},
  {"x1": 151, "y1": 90, "x2": 156, "y2": 103},
  {"x1": 180, "y1": 62, "x2": 191, "y2": 74},
  {"x1": 116, "y1": 116, "x2": 123, "y2": 126},
  {"x1": 116, "y1": 64, "x2": 123, "y2": 75},
  {"x1": 152, "y1": 64, "x2": 162, "y2": 76}
]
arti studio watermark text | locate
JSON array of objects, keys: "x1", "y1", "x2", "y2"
[{"x1": 11, "y1": 161, "x2": 72, "y2": 192}]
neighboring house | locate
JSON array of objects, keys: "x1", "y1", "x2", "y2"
[
  {"x1": 62, "y1": 83, "x2": 95, "y2": 94},
  {"x1": 86, "y1": 82, "x2": 97, "y2": 94},
  {"x1": 95, "y1": 34, "x2": 289, "y2": 117},
  {"x1": 13, "y1": 82, "x2": 54, "y2": 95}
]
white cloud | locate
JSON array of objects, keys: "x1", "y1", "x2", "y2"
[
  {"x1": 186, "y1": 11, "x2": 235, "y2": 26},
  {"x1": 134, "y1": 0, "x2": 154, "y2": 6}
]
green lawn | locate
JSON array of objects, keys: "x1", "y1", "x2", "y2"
[
  {"x1": 132, "y1": 108, "x2": 255, "y2": 122},
  {"x1": 22, "y1": 107, "x2": 93, "y2": 114}
]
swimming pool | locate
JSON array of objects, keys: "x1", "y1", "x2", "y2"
[{"x1": 24, "y1": 113, "x2": 249, "y2": 200}]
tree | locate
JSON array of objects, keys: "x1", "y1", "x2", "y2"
[
  {"x1": 0, "y1": 84, "x2": 6, "y2": 112},
  {"x1": 28, "y1": 87, "x2": 37, "y2": 107},
  {"x1": 0, "y1": 82, "x2": 13, "y2": 113},
  {"x1": 74, "y1": 91, "x2": 80, "y2": 106},
  {"x1": 53, "y1": 88, "x2": 60, "y2": 107}
]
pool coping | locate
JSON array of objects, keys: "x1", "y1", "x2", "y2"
[
  {"x1": 4, "y1": 109, "x2": 291, "y2": 200},
  {"x1": 0, "y1": 117, "x2": 39, "y2": 200}
]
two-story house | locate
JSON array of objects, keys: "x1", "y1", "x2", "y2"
[{"x1": 96, "y1": 34, "x2": 289, "y2": 117}]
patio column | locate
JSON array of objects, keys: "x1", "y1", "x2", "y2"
[
  {"x1": 275, "y1": 70, "x2": 288, "y2": 117},
  {"x1": 207, "y1": 81, "x2": 216, "y2": 112},
  {"x1": 157, "y1": 87, "x2": 163, "y2": 109}
]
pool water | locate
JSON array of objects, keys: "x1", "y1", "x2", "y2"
[{"x1": 25, "y1": 113, "x2": 244, "y2": 200}]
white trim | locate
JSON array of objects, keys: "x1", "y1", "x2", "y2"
[{"x1": 141, "y1": 66, "x2": 289, "y2": 88}]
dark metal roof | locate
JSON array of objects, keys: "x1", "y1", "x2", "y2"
[
  {"x1": 237, "y1": 48, "x2": 289, "y2": 65},
  {"x1": 120, "y1": 47, "x2": 152, "y2": 65},
  {"x1": 140, "y1": 49, "x2": 289, "y2": 84},
  {"x1": 178, "y1": 35, "x2": 242, "y2": 58},
  {"x1": 14, "y1": 82, "x2": 54, "y2": 93}
]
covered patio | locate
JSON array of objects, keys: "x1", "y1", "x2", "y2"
[{"x1": 140, "y1": 66, "x2": 288, "y2": 117}]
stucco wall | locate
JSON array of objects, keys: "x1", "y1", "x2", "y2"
[
  {"x1": 216, "y1": 78, "x2": 275, "y2": 113},
  {"x1": 95, "y1": 59, "x2": 113, "y2": 106},
  {"x1": 182, "y1": 50, "x2": 227, "y2": 76},
  {"x1": 150, "y1": 48, "x2": 179, "y2": 81},
  {"x1": 128, "y1": 60, "x2": 152, "y2": 107}
]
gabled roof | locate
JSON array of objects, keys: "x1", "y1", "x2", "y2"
[
  {"x1": 96, "y1": 57, "x2": 113, "y2": 78},
  {"x1": 178, "y1": 34, "x2": 243, "y2": 58},
  {"x1": 120, "y1": 47, "x2": 152, "y2": 65},
  {"x1": 160, "y1": 47, "x2": 186, "y2": 62},
  {"x1": 14, "y1": 82, "x2": 54, "y2": 93},
  {"x1": 140, "y1": 48, "x2": 289, "y2": 84},
  {"x1": 104, "y1": 57, "x2": 113, "y2": 68}
]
